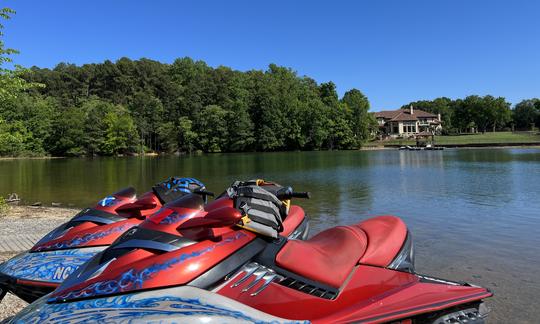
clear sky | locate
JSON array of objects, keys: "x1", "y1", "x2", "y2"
[{"x1": 3, "y1": 0, "x2": 539, "y2": 110}]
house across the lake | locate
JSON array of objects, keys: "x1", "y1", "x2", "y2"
[{"x1": 374, "y1": 106, "x2": 442, "y2": 138}]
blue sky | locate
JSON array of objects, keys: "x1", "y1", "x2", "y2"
[{"x1": 3, "y1": 0, "x2": 539, "y2": 110}]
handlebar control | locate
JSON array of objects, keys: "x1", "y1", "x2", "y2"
[
  {"x1": 276, "y1": 187, "x2": 311, "y2": 200},
  {"x1": 291, "y1": 191, "x2": 311, "y2": 199},
  {"x1": 194, "y1": 189, "x2": 215, "y2": 197}
]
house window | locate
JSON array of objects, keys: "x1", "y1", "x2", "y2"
[{"x1": 404, "y1": 124, "x2": 416, "y2": 133}]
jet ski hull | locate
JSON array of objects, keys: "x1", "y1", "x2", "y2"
[
  {"x1": 0, "y1": 247, "x2": 104, "y2": 303},
  {"x1": 11, "y1": 286, "x2": 304, "y2": 324}
]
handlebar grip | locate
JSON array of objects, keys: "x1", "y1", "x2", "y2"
[
  {"x1": 194, "y1": 189, "x2": 215, "y2": 197},
  {"x1": 291, "y1": 192, "x2": 311, "y2": 199},
  {"x1": 275, "y1": 187, "x2": 310, "y2": 200}
]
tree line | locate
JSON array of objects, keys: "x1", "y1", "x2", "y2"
[
  {"x1": 401, "y1": 96, "x2": 540, "y2": 134},
  {"x1": 2, "y1": 9, "x2": 539, "y2": 157},
  {"x1": 0, "y1": 7, "x2": 376, "y2": 157},
  {"x1": 0, "y1": 59, "x2": 374, "y2": 156}
]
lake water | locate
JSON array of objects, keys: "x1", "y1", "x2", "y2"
[{"x1": 1, "y1": 149, "x2": 539, "y2": 322}]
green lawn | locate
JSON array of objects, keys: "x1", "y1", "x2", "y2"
[{"x1": 377, "y1": 132, "x2": 540, "y2": 146}]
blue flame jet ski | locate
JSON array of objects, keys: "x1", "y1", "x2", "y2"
[{"x1": 0, "y1": 177, "x2": 208, "y2": 304}]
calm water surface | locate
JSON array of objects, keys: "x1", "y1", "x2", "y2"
[{"x1": 1, "y1": 149, "x2": 539, "y2": 322}]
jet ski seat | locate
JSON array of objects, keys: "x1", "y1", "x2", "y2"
[
  {"x1": 353, "y1": 216, "x2": 407, "y2": 267},
  {"x1": 280, "y1": 205, "x2": 305, "y2": 237},
  {"x1": 275, "y1": 216, "x2": 407, "y2": 288}
]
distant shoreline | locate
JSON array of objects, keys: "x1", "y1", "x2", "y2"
[
  {"x1": 1, "y1": 143, "x2": 540, "y2": 160},
  {"x1": 0, "y1": 156, "x2": 65, "y2": 161},
  {"x1": 378, "y1": 142, "x2": 540, "y2": 150}
]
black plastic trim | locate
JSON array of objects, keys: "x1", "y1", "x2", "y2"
[
  {"x1": 0, "y1": 273, "x2": 55, "y2": 303},
  {"x1": 73, "y1": 208, "x2": 125, "y2": 223},
  {"x1": 164, "y1": 193, "x2": 205, "y2": 210},
  {"x1": 188, "y1": 238, "x2": 267, "y2": 289},
  {"x1": 387, "y1": 230, "x2": 415, "y2": 273},
  {"x1": 287, "y1": 217, "x2": 309, "y2": 240},
  {"x1": 100, "y1": 227, "x2": 195, "y2": 264},
  {"x1": 112, "y1": 187, "x2": 137, "y2": 199},
  {"x1": 33, "y1": 208, "x2": 125, "y2": 248}
]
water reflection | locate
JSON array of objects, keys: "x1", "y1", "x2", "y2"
[
  {"x1": 2, "y1": 148, "x2": 540, "y2": 321},
  {"x1": 1, "y1": 149, "x2": 539, "y2": 262}
]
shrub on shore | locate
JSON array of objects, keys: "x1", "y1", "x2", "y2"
[{"x1": 0, "y1": 196, "x2": 8, "y2": 216}]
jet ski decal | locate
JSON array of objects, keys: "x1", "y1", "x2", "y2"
[
  {"x1": 15, "y1": 287, "x2": 308, "y2": 323},
  {"x1": 98, "y1": 196, "x2": 118, "y2": 207},
  {"x1": 159, "y1": 211, "x2": 191, "y2": 225},
  {"x1": 35, "y1": 224, "x2": 131, "y2": 252},
  {"x1": 0, "y1": 248, "x2": 105, "y2": 283},
  {"x1": 51, "y1": 232, "x2": 248, "y2": 301}
]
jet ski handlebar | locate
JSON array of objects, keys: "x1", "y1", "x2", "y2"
[
  {"x1": 276, "y1": 187, "x2": 311, "y2": 200},
  {"x1": 194, "y1": 188, "x2": 215, "y2": 197}
]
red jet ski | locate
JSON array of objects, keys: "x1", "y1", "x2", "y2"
[
  {"x1": 0, "y1": 177, "x2": 209, "y2": 304},
  {"x1": 11, "y1": 180, "x2": 491, "y2": 323}
]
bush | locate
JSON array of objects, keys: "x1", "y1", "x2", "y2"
[{"x1": 0, "y1": 196, "x2": 8, "y2": 216}]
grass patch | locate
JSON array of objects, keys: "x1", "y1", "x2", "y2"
[
  {"x1": 379, "y1": 132, "x2": 540, "y2": 146},
  {"x1": 0, "y1": 197, "x2": 8, "y2": 216}
]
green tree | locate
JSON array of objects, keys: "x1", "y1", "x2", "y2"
[
  {"x1": 0, "y1": 8, "x2": 44, "y2": 156},
  {"x1": 0, "y1": 8, "x2": 35, "y2": 102},
  {"x1": 81, "y1": 98, "x2": 112, "y2": 155},
  {"x1": 491, "y1": 97, "x2": 512, "y2": 131},
  {"x1": 467, "y1": 96, "x2": 490, "y2": 132},
  {"x1": 513, "y1": 99, "x2": 539, "y2": 130},
  {"x1": 0, "y1": 119, "x2": 28, "y2": 156},
  {"x1": 13, "y1": 51, "x2": 379, "y2": 155},
  {"x1": 0, "y1": 8, "x2": 42, "y2": 103},
  {"x1": 101, "y1": 106, "x2": 137, "y2": 155},
  {"x1": 48, "y1": 107, "x2": 86, "y2": 156},
  {"x1": 328, "y1": 104, "x2": 355, "y2": 150},
  {"x1": 300, "y1": 99, "x2": 330, "y2": 149},
  {"x1": 0, "y1": 94, "x2": 55, "y2": 154},
  {"x1": 129, "y1": 92, "x2": 164, "y2": 152},
  {"x1": 157, "y1": 121, "x2": 179, "y2": 153},
  {"x1": 195, "y1": 105, "x2": 228, "y2": 152},
  {"x1": 342, "y1": 89, "x2": 371, "y2": 144},
  {"x1": 178, "y1": 116, "x2": 197, "y2": 153}
]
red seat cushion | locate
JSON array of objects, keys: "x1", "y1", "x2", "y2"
[
  {"x1": 281, "y1": 205, "x2": 305, "y2": 237},
  {"x1": 353, "y1": 215, "x2": 407, "y2": 267},
  {"x1": 276, "y1": 226, "x2": 367, "y2": 288}
]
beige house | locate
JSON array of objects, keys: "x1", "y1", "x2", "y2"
[{"x1": 374, "y1": 106, "x2": 442, "y2": 137}]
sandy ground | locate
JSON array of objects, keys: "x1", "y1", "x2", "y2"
[{"x1": 0, "y1": 206, "x2": 75, "y2": 322}]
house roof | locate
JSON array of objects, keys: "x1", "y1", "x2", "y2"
[
  {"x1": 373, "y1": 110, "x2": 400, "y2": 119},
  {"x1": 374, "y1": 108, "x2": 438, "y2": 122}
]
